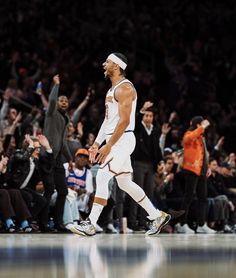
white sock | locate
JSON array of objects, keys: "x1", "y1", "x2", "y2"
[
  {"x1": 139, "y1": 196, "x2": 161, "y2": 220},
  {"x1": 89, "y1": 203, "x2": 104, "y2": 226},
  {"x1": 116, "y1": 174, "x2": 161, "y2": 220}
]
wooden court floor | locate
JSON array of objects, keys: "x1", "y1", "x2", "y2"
[{"x1": 0, "y1": 233, "x2": 236, "y2": 278}]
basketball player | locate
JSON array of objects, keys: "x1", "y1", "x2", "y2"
[{"x1": 71, "y1": 53, "x2": 171, "y2": 236}]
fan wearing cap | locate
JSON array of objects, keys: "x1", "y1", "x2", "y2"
[
  {"x1": 71, "y1": 53, "x2": 171, "y2": 237},
  {"x1": 62, "y1": 148, "x2": 94, "y2": 231}
]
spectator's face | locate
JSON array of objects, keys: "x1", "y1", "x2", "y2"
[
  {"x1": 89, "y1": 106, "x2": 99, "y2": 119},
  {"x1": 171, "y1": 129, "x2": 179, "y2": 139},
  {"x1": 32, "y1": 141, "x2": 41, "y2": 158},
  {"x1": 36, "y1": 181, "x2": 44, "y2": 193},
  {"x1": 209, "y1": 160, "x2": 218, "y2": 172},
  {"x1": 67, "y1": 122, "x2": 75, "y2": 136},
  {"x1": 142, "y1": 111, "x2": 153, "y2": 127},
  {"x1": 165, "y1": 159, "x2": 174, "y2": 172},
  {"x1": 86, "y1": 133, "x2": 95, "y2": 146},
  {"x1": 75, "y1": 155, "x2": 89, "y2": 168},
  {"x1": 57, "y1": 96, "x2": 69, "y2": 111},
  {"x1": 8, "y1": 109, "x2": 17, "y2": 121}
]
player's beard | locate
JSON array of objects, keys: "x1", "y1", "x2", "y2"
[
  {"x1": 104, "y1": 69, "x2": 113, "y2": 80},
  {"x1": 104, "y1": 70, "x2": 109, "y2": 80}
]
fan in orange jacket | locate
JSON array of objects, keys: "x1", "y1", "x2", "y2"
[
  {"x1": 175, "y1": 116, "x2": 216, "y2": 234},
  {"x1": 182, "y1": 125, "x2": 206, "y2": 176},
  {"x1": 182, "y1": 116, "x2": 210, "y2": 176}
]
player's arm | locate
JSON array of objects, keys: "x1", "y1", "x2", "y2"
[
  {"x1": 89, "y1": 118, "x2": 107, "y2": 163},
  {"x1": 107, "y1": 84, "x2": 134, "y2": 146}
]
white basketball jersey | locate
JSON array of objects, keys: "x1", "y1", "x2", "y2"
[{"x1": 104, "y1": 79, "x2": 137, "y2": 135}]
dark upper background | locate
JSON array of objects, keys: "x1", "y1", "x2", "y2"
[{"x1": 0, "y1": 0, "x2": 236, "y2": 152}]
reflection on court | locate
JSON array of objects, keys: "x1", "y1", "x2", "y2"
[{"x1": 0, "y1": 234, "x2": 235, "y2": 278}]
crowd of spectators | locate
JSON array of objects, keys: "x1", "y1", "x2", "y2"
[{"x1": 0, "y1": 0, "x2": 236, "y2": 233}]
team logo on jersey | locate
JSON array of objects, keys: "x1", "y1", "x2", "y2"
[{"x1": 106, "y1": 96, "x2": 113, "y2": 103}]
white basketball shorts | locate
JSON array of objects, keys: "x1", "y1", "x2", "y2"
[{"x1": 100, "y1": 132, "x2": 136, "y2": 175}]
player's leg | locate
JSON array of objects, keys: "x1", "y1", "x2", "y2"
[
  {"x1": 70, "y1": 164, "x2": 114, "y2": 236},
  {"x1": 116, "y1": 173, "x2": 171, "y2": 235}
]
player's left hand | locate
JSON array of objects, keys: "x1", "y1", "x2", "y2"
[{"x1": 96, "y1": 143, "x2": 112, "y2": 164}]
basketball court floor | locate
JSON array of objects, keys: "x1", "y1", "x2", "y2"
[{"x1": 0, "y1": 233, "x2": 235, "y2": 278}]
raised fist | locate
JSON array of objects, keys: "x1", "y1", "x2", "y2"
[
  {"x1": 201, "y1": 119, "x2": 210, "y2": 129},
  {"x1": 53, "y1": 74, "x2": 60, "y2": 85}
]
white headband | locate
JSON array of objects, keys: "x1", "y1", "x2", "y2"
[{"x1": 107, "y1": 54, "x2": 127, "y2": 70}]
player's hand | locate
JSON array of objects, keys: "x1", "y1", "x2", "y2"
[
  {"x1": 95, "y1": 143, "x2": 112, "y2": 164},
  {"x1": 89, "y1": 143, "x2": 99, "y2": 163}
]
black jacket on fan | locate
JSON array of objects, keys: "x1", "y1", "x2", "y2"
[
  {"x1": 131, "y1": 113, "x2": 163, "y2": 170},
  {"x1": 5, "y1": 147, "x2": 54, "y2": 189},
  {"x1": 42, "y1": 84, "x2": 72, "y2": 161}
]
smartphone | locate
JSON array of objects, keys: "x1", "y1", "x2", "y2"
[{"x1": 35, "y1": 81, "x2": 43, "y2": 95}]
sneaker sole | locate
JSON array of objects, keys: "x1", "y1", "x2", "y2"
[
  {"x1": 146, "y1": 214, "x2": 171, "y2": 236},
  {"x1": 69, "y1": 226, "x2": 96, "y2": 236}
]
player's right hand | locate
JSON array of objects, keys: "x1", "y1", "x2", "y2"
[{"x1": 89, "y1": 143, "x2": 99, "y2": 163}]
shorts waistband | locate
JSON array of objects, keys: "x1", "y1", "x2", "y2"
[{"x1": 106, "y1": 130, "x2": 133, "y2": 136}]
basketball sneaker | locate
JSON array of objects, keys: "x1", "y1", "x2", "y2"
[
  {"x1": 196, "y1": 223, "x2": 216, "y2": 234},
  {"x1": 69, "y1": 219, "x2": 96, "y2": 236},
  {"x1": 175, "y1": 223, "x2": 195, "y2": 234},
  {"x1": 145, "y1": 211, "x2": 171, "y2": 236}
]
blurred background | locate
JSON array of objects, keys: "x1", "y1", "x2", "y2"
[{"x1": 0, "y1": 0, "x2": 236, "y2": 151}]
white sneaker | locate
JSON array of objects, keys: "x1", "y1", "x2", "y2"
[
  {"x1": 126, "y1": 227, "x2": 133, "y2": 234},
  {"x1": 145, "y1": 211, "x2": 171, "y2": 236},
  {"x1": 175, "y1": 223, "x2": 195, "y2": 234},
  {"x1": 223, "y1": 224, "x2": 233, "y2": 233},
  {"x1": 107, "y1": 223, "x2": 118, "y2": 234},
  {"x1": 65, "y1": 223, "x2": 75, "y2": 230},
  {"x1": 95, "y1": 224, "x2": 103, "y2": 233},
  {"x1": 196, "y1": 224, "x2": 216, "y2": 234},
  {"x1": 232, "y1": 224, "x2": 236, "y2": 232},
  {"x1": 70, "y1": 219, "x2": 96, "y2": 236}
]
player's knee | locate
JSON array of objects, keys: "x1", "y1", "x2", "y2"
[
  {"x1": 116, "y1": 174, "x2": 131, "y2": 191},
  {"x1": 96, "y1": 168, "x2": 108, "y2": 183},
  {"x1": 95, "y1": 168, "x2": 112, "y2": 200}
]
